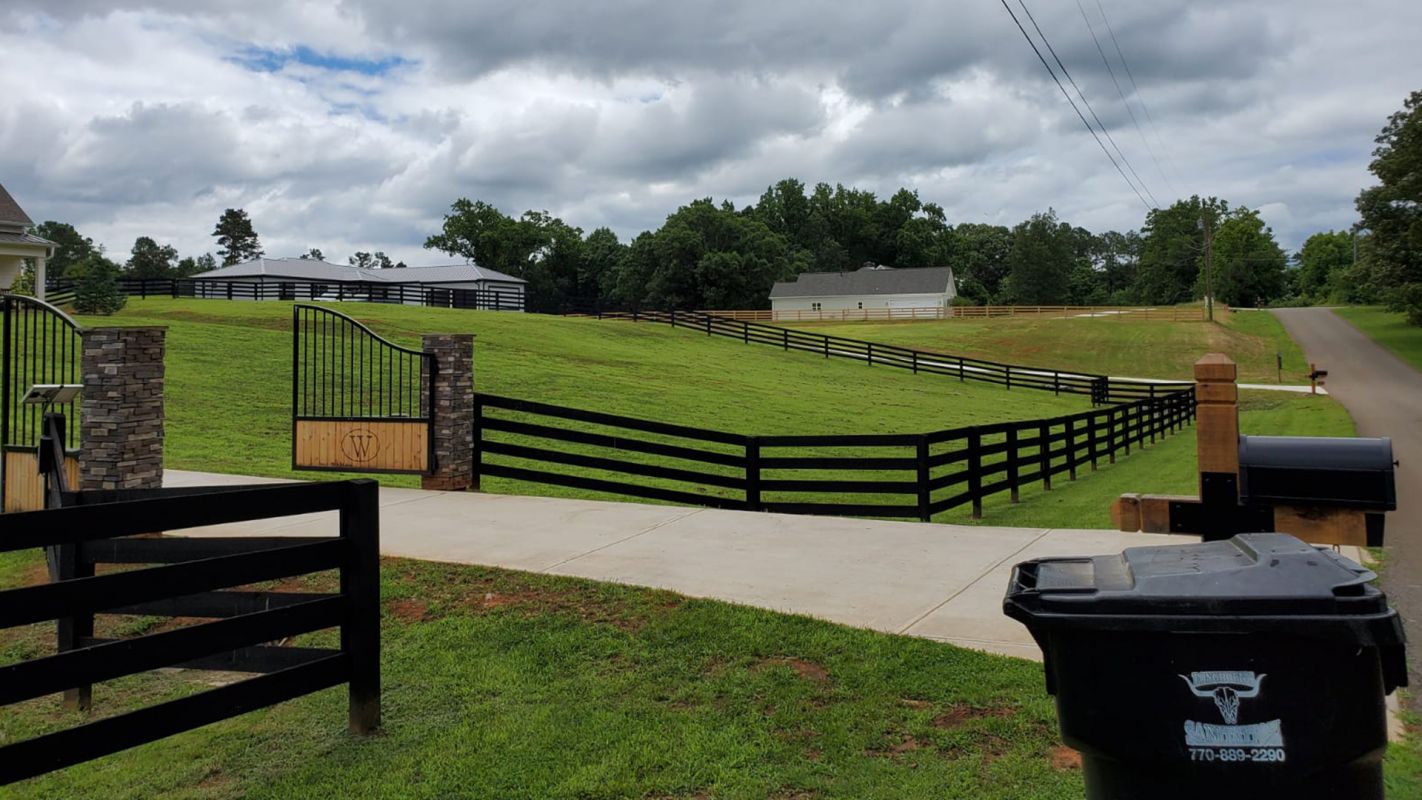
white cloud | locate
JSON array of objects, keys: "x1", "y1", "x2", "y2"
[{"x1": 0, "y1": 0, "x2": 1419, "y2": 266}]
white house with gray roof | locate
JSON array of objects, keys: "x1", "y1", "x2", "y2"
[
  {"x1": 769, "y1": 264, "x2": 956, "y2": 317},
  {"x1": 190, "y1": 257, "x2": 525, "y2": 310},
  {"x1": 0, "y1": 182, "x2": 55, "y2": 301}
]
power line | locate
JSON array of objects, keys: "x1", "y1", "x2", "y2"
[
  {"x1": 1094, "y1": 0, "x2": 1182, "y2": 184},
  {"x1": 1014, "y1": 0, "x2": 1160, "y2": 208},
  {"x1": 1075, "y1": 0, "x2": 1176, "y2": 198},
  {"x1": 995, "y1": 0, "x2": 1153, "y2": 212}
]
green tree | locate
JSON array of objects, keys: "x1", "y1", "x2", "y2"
[
  {"x1": 300, "y1": 248, "x2": 325, "y2": 260},
  {"x1": 349, "y1": 251, "x2": 393, "y2": 269},
  {"x1": 212, "y1": 209, "x2": 263, "y2": 265},
  {"x1": 69, "y1": 253, "x2": 127, "y2": 314},
  {"x1": 1135, "y1": 196, "x2": 1228, "y2": 304},
  {"x1": 1295, "y1": 231, "x2": 1353, "y2": 300},
  {"x1": 125, "y1": 236, "x2": 179, "y2": 278},
  {"x1": 1356, "y1": 90, "x2": 1422, "y2": 323},
  {"x1": 949, "y1": 224, "x2": 1013, "y2": 302},
  {"x1": 32, "y1": 221, "x2": 95, "y2": 280},
  {"x1": 1001, "y1": 210, "x2": 1075, "y2": 304},
  {"x1": 1209, "y1": 208, "x2": 1288, "y2": 307}
]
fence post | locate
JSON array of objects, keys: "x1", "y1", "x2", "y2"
[
  {"x1": 743, "y1": 321, "x2": 749, "y2": 344},
  {"x1": 342, "y1": 479, "x2": 381, "y2": 734},
  {"x1": 1065, "y1": 417, "x2": 1077, "y2": 480},
  {"x1": 958, "y1": 356, "x2": 965, "y2": 382},
  {"x1": 1108, "y1": 406, "x2": 1118, "y2": 464},
  {"x1": 916, "y1": 435, "x2": 931, "y2": 522},
  {"x1": 745, "y1": 436, "x2": 761, "y2": 512},
  {"x1": 1005, "y1": 365, "x2": 1012, "y2": 391},
  {"x1": 1088, "y1": 410, "x2": 1099, "y2": 471},
  {"x1": 823, "y1": 337, "x2": 829, "y2": 359},
  {"x1": 420, "y1": 334, "x2": 475, "y2": 491},
  {"x1": 1039, "y1": 420, "x2": 1052, "y2": 491},
  {"x1": 912, "y1": 351, "x2": 918, "y2": 374},
  {"x1": 1006, "y1": 426, "x2": 1020, "y2": 503},
  {"x1": 472, "y1": 397, "x2": 483, "y2": 492},
  {"x1": 1053, "y1": 370, "x2": 1059, "y2": 396},
  {"x1": 55, "y1": 539, "x2": 93, "y2": 711},
  {"x1": 867, "y1": 342, "x2": 873, "y2": 366},
  {"x1": 706, "y1": 315, "x2": 712, "y2": 336},
  {"x1": 968, "y1": 428, "x2": 983, "y2": 519},
  {"x1": 783, "y1": 329, "x2": 788, "y2": 351},
  {"x1": 1148, "y1": 385, "x2": 1157, "y2": 443}
]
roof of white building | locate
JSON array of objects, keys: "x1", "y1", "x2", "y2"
[
  {"x1": 769, "y1": 265, "x2": 954, "y2": 298},
  {"x1": 191, "y1": 258, "x2": 525, "y2": 284}
]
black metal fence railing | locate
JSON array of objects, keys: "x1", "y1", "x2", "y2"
[
  {"x1": 292, "y1": 304, "x2": 434, "y2": 421},
  {"x1": 0, "y1": 480, "x2": 381, "y2": 785},
  {"x1": 475, "y1": 387, "x2": 1195, "y2": 521},
  {"x1": 1, "y1": 294, "x2": 83, "y2": 453},
  {"x1": 573, "y1": 309, "x2": 1192, "y2": 404},
  {"x1": 44, "y1": 277, "x2": 525, "y2": 312}
]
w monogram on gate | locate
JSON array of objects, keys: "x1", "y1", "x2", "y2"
[{"x1": 341, "y1": 428, "x2": 380, "y2": 463}]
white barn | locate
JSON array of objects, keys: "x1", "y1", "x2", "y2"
[
  {"x1": 189, "y1": 258, "x2": 526, "y2": 310},
  {"x1": 769, "y1": 265, "x2": 956, "y2": 317}
]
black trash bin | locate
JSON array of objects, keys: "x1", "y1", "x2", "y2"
[{"x1": 1003, "y1": 533, "x2": 1406, "y2": 800}]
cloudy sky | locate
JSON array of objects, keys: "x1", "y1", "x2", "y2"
[{"x1": 1, "y1": 1, "x2": 1418, "y2": 266}]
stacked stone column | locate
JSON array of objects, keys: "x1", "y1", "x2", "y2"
[
  {"x1": 420, "y1": 333, "x2": 475, "y2": 491},
  {"x1": 79, "y1": 327, "x2": 165, "y2": 491}
]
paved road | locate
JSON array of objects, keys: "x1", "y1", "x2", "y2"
[{"x1": 1273, "y1": 308, "x2": 1422, "y2": 712}]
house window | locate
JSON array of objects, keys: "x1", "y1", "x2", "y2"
[
  {"x1": 857, "y1": 302, "x2": 863, "y2": 309},
  {"x1": 811, "y1": 302, "x2": 822, "y2": 311}
]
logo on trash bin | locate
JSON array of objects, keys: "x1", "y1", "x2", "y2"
[{"x1": 1180, "y1": 671, "x2": 1286, "y2": 760}]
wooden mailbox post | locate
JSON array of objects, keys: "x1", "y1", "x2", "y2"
[{"x1": 1111, "y1": 353, "x2": 1387, "y2": 547}]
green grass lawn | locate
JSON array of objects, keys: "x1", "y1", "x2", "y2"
[
  {"x1": 789, "y1": 309, "x2": 1308, "y2": 384},
  {"x1": 2, "y1": 546, "x2": 1417, "y2": 798},
  {"x1": 61, "y1": 299, "x2": 1358, "y2": 530},
  {"x1": 1, "y1": 551, "x2": 1083, "y2": 800},
  {"x1": 75, "y1": 299, "x2": 1082, "y2": 486},
  {"x1": 1334, "y1": 306, "x2": 1422, "y2": 373}
]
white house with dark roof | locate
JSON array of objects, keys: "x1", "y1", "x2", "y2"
[
  {"x1": 0, "y1": 182, "x2": 55, "y2": 301},
  {"x1": 189, "y1": 257, "x2": 526, "y2": 310},
  {"x1": 769, "y1": 264, "x2": 956, "y2": 316}
]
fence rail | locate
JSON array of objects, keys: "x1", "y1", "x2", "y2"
[
  {"x1": 575, "y1": 308, "x2": 1190, "y2": 404},
  {"x1": 698, "y1": 305, "x2": 1211, "y2": 323},
  {"x1": 475, "y1": 387, "x2": 1194, "y2": 522},
  {"x1": 44, "y1": 277, "x2": 524, "y2": 312},
  {"x1": 0, "y1": 479, "x2": 380, "y2": 785}
]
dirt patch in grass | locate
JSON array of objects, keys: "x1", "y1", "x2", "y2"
[
  {"x1": 930, "y1": 704, "x2": 1017, "y2": 729},
  {"x1": 755, "y1": 657, "x2": 830, "y2": 684},
  {"x1": 387, "y1": 599, "x2": 430, "y2": 622},
  {"x1": 1049, "y1": 745, "x2": 1083, "y2": 771}
]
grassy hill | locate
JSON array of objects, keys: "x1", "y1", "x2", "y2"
[
  {"x1": 1334, "y1": 306, "x2": 1422, "y2": 373},
  {"x1": 66, "y1": 300, "x2": 1352, "y2": 528},
  {"x1": 74, "y1": 299, "x2": 1083, "y2": 484},
  {"x1": 788, "y1": 310, "x2": 1307, "y2": 384}
]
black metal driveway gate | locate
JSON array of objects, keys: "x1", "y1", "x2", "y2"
[{"x1": 1, "y1": 294, "x2": 83, "y2": 511}]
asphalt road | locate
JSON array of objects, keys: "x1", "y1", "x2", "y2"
[{"x1": 1273, "y1": 307, "x2": 1422, "y2": 712}]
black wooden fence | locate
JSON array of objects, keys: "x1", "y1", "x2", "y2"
[
  {"x1": 579, "y1": 309, "x2": 1191, "y2": 404},
  {"x1": 45, "y1": 277, "x2": 524, "y2": 311},
  {"x1": 0, "y1": 480, "x2": 380, "y2": 785},
  {"x1": 476, "y1": 387, "x2": 1195, "y2": 521}
]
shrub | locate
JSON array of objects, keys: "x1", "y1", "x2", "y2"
[{"x1": 69, "y1": 254, "x2": 127, "y2": 315}]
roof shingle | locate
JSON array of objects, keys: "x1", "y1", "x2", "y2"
[{"x1": 0, "y1": 182, "x2": 34, "y2": 228}]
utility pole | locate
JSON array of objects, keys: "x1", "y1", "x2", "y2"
[{"x1": 1201, "y1": 213, "x2": 1214, "y2": 322}]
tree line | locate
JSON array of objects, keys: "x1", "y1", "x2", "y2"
[{"x1": 420, "y1": 186, "x2": 1291, "y2": 313}]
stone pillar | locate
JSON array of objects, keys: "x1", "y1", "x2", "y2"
[
  {"x1": 80, "y1": 327, "x2": 165, "y2": 491},
  {"x1": 420, "y1": 333, "x2": 474, "y2": 492}
]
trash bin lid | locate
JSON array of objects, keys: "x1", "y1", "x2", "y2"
[{"x1": 1005, "y1": 533, "x2": 1400, "y2": 632}]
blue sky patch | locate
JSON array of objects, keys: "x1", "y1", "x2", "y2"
[{"x1": 231, "y1": 45, "x2": 412, "y2": 76}]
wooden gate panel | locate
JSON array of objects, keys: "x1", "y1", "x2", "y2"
[
  {"x1": 293, "y1": 420, "x2": 429, "y2": 474},
  {"x1": 2, "y1": 451, "x2": 80, "y2": 513}
]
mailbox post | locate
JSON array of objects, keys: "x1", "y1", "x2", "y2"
[{"x1": 1111, "y1": 354, "x2": 1393, "y2": 547}]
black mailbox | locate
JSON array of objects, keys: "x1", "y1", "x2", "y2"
[{"x1": 1238, "y1": 435, "x2": 1396, "y2": 510}]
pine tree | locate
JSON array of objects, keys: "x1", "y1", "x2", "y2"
[{"x1": 212, "y1": 209, "x2": 264, "y2": 266}]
